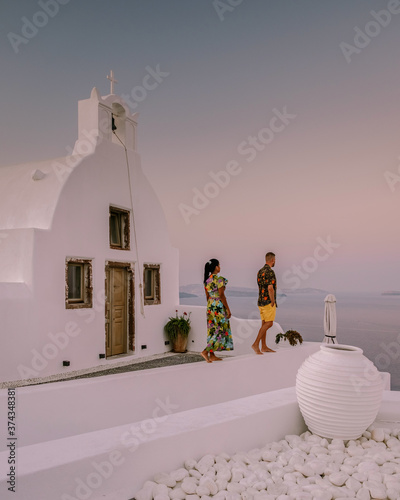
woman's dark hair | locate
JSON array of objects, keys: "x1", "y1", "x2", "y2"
[{"x1": 204, "y1": 259, "x2": 219, "y2": 284}]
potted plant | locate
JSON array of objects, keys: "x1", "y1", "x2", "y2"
[
  {"x1": 275, "y1": 329, "x2": 303, "y2": 347},
  {"x1": 164, "y1": 310, "x2": 191, "y2": 353}
]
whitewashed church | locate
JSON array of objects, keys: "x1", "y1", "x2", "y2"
[{"x1": 0, "y1": 76, "x2": 179, "y2": 384}]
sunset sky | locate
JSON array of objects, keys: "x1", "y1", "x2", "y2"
[{"x1": 1, "y1": 0, "x2": 399, "y2": 292}]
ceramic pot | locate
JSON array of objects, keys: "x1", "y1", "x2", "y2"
[
  {"x1": 171, "y1": 332, "x2": 188, "y2": 353},
  {"x1": 296, "y1": 344, "x2": 383, "y2": 439}
]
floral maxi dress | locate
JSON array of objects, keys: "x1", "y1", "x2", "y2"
[{"x1": 204, "y1": 275, "x2": 233, "y2": 352}]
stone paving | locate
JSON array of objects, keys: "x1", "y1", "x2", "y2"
[{"x1": 62, "y1": 352, "x2": 205, "y2": 381}]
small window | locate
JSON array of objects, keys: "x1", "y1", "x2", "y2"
[
  {"x1": 109, "y1": 206, "x2": 130, "y2": 250},
  {"x1": 66, "y1": 259, "x2": 92, "y2": 309},
  {"x1": 143, "y1": 264, "x2": 161, "y2": 305}
]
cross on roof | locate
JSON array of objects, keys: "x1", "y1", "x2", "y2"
[{"x1": 107, "y1": 70, "x2": 118, "y2": 94}]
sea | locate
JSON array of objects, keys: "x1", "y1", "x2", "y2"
[{"x1": 180, "y1": 291, "x2": 400, "y2": 391}]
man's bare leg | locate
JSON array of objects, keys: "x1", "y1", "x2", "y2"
[
  {"x1": 252, "y1": 320, "x2": 269, "y2": 354},
  {"x1": 261, "y1": 320, "x2": 275, "y2": 352}
]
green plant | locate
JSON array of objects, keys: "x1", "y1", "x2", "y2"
[
  {"x1": 164, "y1": 310, "x2": 191, "y2": 341},
  {"x1": 275, "y1": 329, "x2": 303, "y2": 346}
]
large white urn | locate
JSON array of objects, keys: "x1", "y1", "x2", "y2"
[{"x1": 296, "y1": 344, "x2": 383, "y2": 440}]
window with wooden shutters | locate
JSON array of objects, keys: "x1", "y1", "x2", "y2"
[{"x1": 143, "y1": 264, "x2": 161, "y2": 305}]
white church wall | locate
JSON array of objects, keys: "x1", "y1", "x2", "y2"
[
  {"x1": 0, "y1": 229, "x2": 34, "y2": 284},
  {"x1": 0, "y1": 103, "x2": 179, "y2": 382}
]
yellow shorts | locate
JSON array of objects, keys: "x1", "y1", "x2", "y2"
[{"x1": 258, "y1": 304, "x2": 276, "y2": 322}]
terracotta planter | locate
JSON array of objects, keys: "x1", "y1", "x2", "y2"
[
  {"x1": 296, "y1": 344, "x2": 383, "y2": 439},
  {"x1": 171, "y1": 332, "x2": 188, "y2": 353}
]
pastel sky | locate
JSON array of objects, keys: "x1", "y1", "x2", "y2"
[{"x1": 1, "y1": 0, "x2": 399, "y2": 292}]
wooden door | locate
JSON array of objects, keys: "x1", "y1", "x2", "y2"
[{"x1": 106, "y1": 266, "x2": 128, "y2": 356}]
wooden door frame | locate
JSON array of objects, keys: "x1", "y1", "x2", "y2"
[{"x1": 105, "y1": 261, "x2": 135, "y2": 357}]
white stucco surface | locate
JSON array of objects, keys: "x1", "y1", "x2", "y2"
[
  {"x1": 1, "y1": 387, "x2": 307, "y2": 500},
  {"x1": 0, "y1": 90, "x2": 181, "y2": 383},
  {"x1": 0, "y1": 343, "x2": 320, "y2": 450},
  {"x1": 0, "y1": 387, "x2": 398, "y2": 500}
]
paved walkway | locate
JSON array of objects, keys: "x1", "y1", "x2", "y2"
[
  {"x1": 63, "y1": 352, "x2": 205, "y2": 381},
  {"x1": 2, "y1": 352, "x2": 234, "y2": 388}
]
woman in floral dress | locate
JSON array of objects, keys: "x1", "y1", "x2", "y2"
[{"x1": 201, "y1": 259, "x2": 233, "y2": 363}]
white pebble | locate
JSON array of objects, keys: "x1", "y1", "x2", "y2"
[
  {"x1": 388, "y1": 489, "x2": 400, "y2": 500},
  {"x1": 202, "y1": 478, "x2": 218, "y2": 495},
  {"x1": 339, "y1": 465, "x2": 354, "y2": 476},
  {"x1": 352, "y1": 472, "x2": 368, "y2": 483},
  {"x1": 346, "y1": 446, "x2": 365, "y2": 457},
  {"x1": 364, "y1": 480, "x2": 387, "y2": 499},
  {"x1": 295, "y1": 464, "x2": 315, "y2": 478},
  {"x1": 356, "y1": 487, "x2": 370, "y2": 500},
  {"x1": 181, "y1": 479, "x2": 198, "y2": 494},
  {"x1": 196, "y1": 454, "x2": 215, "y2": 475},
  {"x1": 308, "y1": 460, "x2": 326, "y2": 475},
  {"x1": 189, "y1": 469, "x2": 202, "y2": 479},
  {"x1": 387, "y1": 437, "x2": 400, "y2": 449},
  {"x1": 345, "y1": 476, "x2": 361, "y2": 493},
  {"x1": 154, "y1": 484, "x2": 169, "y2": 496},
  {"x1": 357, "y1": 461, "x2": 379, "y2": 474},
  {"x1": 313, "y1": 492, "x2": 332, "y2": 500},
  {"x1": 261, "y1": 450, "x2": 278, "y2": 462},
  {"x1": 328, "y1": 472, "x2": 349, "y2": 487},
  {"x1": 170, "y1": 468, "x2": 189, "y2": 482},
  {"x1": 169, "y1": 487, "x2": 185, "y2": 500},
  {"x1": 185, "y1": 458, "x2": 198, "y2": 470},
  {"x1": 154, "y1": 473, "x2": 176, "y2": 488},
  {"x1": 371, "y1": 428, "x2": 385, "y2": 442},
  {"x1": 266, "y1": 482, "x2": 287, "y2": 496},
  {"x1": 196, "y1": 485, "x2": 210, "y2": 496},
  {"x1": 227, "y1": 482, "x2": 245, "y2": 493}
]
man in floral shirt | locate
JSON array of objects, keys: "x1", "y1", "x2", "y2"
[{"x1": 252, "y1": 252, "x2": 277, "y2": 354}]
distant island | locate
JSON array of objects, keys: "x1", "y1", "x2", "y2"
[
  {"x1": 281, "y1": 287, "x2": 329, "y2": 295},
  {"x1": 382, "y1": 291, "x2": 400, "y2": 296},
  {"x1": 179, "y1": 292, "x2": 198, "y2": 298},
  {"x1": 180, "y1": 284, "x2": 326, "y2": 298}
]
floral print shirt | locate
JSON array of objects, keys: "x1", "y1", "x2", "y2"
[
  {"x1": 205, "y1": 274, "x2": 228, "y2": 299},
  {"x1": 257, "y1": 264, "x2": 277, "y2": 307}
]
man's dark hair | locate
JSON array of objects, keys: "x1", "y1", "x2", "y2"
[{"x1": 265, "y1": 252, "x2": 275, "y2": 261}]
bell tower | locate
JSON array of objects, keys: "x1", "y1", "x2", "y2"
[{"x1": 76, "y1": 73, "x2": 138, "y2": 153}]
